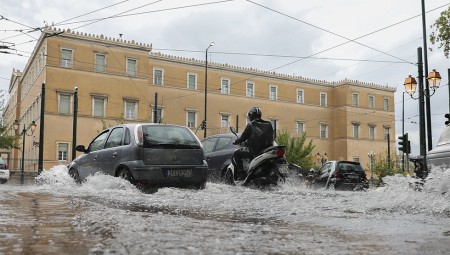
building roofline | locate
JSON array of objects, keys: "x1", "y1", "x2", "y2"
[{"x1": 149, "y1": 52, "x2": 396, "y2": 92}]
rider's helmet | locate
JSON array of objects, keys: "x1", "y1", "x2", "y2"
[{"x1": 247, "y1": 106, "x2": 262, "y2": 122}]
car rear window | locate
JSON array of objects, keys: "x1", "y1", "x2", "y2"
[
  {"x1": 142, "y1": 125, "x2": 200, "y2": 148},
  {"x1": 337, "y1": 162, "x2": 364, "y2": 172}
]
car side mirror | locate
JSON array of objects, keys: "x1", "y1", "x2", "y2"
[{"x1": 76, "y1": 145, "x2": 87, "y2": 153}]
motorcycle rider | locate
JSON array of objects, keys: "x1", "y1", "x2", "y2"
[{"x1": 231, "y1": 106, "x2": 274, "y2": 181}]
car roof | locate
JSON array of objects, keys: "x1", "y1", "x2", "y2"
[{"x1": 202, "y1": 133, "x2": 238, "y2": 140}]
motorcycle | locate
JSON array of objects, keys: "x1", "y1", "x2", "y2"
[
  {"x1": 223, "y1": 127, "x2": 289, "y2": 188},
  {"x1": 304, "y1": 168, "x2": 319, "y2": 188}
]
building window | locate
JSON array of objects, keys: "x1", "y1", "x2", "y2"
[
  {"x1": 246, "y1": 82, "x2": 254, "y2": 97},
  {"x1": 352, "y1": 93, "x2": 359, "y2": 106},
  {"x1": 369, "y1": 126, "x2": 375, "y2": 140},
  {"x1": 187, "y1": 73, "x2": 197, "y2": 90},
  {"x1": 58, "y1": 143, "x2": 69, "y2": 161},
  {"x1": 126, "y1": 58, "x2": 137, "y2": 76},
  {"x1": 153, "y1": 68, "x2": 164, "y2": 85},
  {"x1": 95, "y1": 53, "x2": 106, "y2": 72},
  {"x1": 221, "y1": 78, "x2": 230, "y2": 94},
  {"x1": 369, "y1": 95, "x2": 375, "y2": 110},
  {"x1": 58, "y1": 93, "x2": 71, "y2": 114},
  {"x1": 353, "y1": 123, "x2": 360, "y2": 138},
  {"x1": 152, "y1": 107, "x2": 163, "y2": 123},
  {"x1": 384, "y1": 98, "x2": 389, "y2": 111},
  {"x1": 60, "y1": 48, "x2": 73, "y2": 68},
  {"x1": 384, "y1": 127, "x2": 390, "y2": 140},
  {"x1": 269, "y1": 85, "x2": 277, "y2": 100},
  {"x1": 93, "y1": 97, "x2": 106, "y2": 117},
  {"x1": 320, "y1": 124, "x2": 328, "y2": 138},
  {"x1": 221, "y1": 115, "x2": 230, "y2": 128},
  {"x1": 186, "y1": 111, "x2": 197, "y2": 128},
  {"x1": 296, "y1": 89, "x2": 304, "y2": 104},
  {"x1": 124, "y1": 100, "x2": 137, "y2": 120},
  {"x1": 320, "y1": 92, "x2": 327, "y2": 107},
  {"x1": 296, "y1": 121, "x2": 304, "y2": 134}
]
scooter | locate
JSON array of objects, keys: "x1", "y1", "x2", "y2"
[{"x1": 223, "y1": 128, "x2": 289, "y2": 188}]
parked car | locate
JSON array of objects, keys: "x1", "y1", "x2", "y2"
[
  {"x1": 307, "y1": 160, "x2": 369, "y2": 190},
  {"x1": 68, "y1": 124, "x2": 208, "y2": 189},
  {"x1": 0, "y1": 158, "x2": 10, "y2": 184},
  {"x1": 201, "y1": 133, "x2": 239, "y2": 182}
]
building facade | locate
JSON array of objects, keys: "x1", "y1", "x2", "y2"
[{"x1": 3, "y1": 27, "x2": 396, "y2": 172}]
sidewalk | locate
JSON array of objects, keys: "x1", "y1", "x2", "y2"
[{"x1": 7, "y1": 170, "x2": 39, "y2": 185}]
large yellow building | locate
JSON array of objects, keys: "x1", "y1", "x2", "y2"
[{"x1": 3, "y1": 27, "x2": 396, "y2": 172}]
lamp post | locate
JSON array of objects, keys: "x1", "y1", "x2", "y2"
[
  {"x1": 368, "y1": 151, "x2": 376, "y2": 186},
  {"x1": 203, "y1": 42, "x2": 215, "y2": 138},
  {"x1": 13, "y1": 120, "x2": 37, "y2": 185},
  {"x1": 316, "y1": 152, "x2": 327, "y2": 165},
  {"x1": 403, "y1": 48, "x2": 441, "y2": 174}
]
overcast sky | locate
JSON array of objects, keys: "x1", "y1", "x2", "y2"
[{"x1": 1, "y1": 0, "x2": 450, "y2": 155}]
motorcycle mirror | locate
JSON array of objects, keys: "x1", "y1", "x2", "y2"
[{"x1": 230, "y1": 127, "x2": 238, "y2": 136}]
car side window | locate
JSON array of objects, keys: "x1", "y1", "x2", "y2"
[
  {"x1": 124, "y1": 128, "x2": 131, "y2": 145},
  {"x1": 319, "y1": 162, "x2": 331, "y2": 174},
  {"x1": 88, "y1": 131, "x2": 109, "y2": 152},
  {"x1": 202, "y1": 138, "x2": 218, "y2": 153},
  {"x1": 215, "y1": 137, "x2": 232, "y2": 151},
  {"x1": 105, "y1": 127, "x2": 124, "y2": 149}
]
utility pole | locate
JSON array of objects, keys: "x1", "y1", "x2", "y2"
[
  {"x1": 38, "y1": 83, "x2": 45, "y2": 175},
  {"x1": 72, "y1": 87, "x2": 78, "y2": 161},
  {"x1": 153, "y1": 92, "x2": 158, "y2": 123}
]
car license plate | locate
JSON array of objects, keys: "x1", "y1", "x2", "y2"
[
  {"x1": 278, "y1": 164, "x2": 289, "y2": 174},
  {"x1": 165, "y1": 169, "x2": 193, "y2": 178}
]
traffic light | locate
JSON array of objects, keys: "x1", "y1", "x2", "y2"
[
  {"x1": 398, "y1": 133, "x2": 409, "y2": 153},
  {"x1": 406, "y1": 140, "x2": 411, "y2": 154},
  {"x1": 200, "y1": 120, "x2": 206, "y2": 130},
  {"x1": 445, "y1": 113, "x2": 450, "y2": 126}
]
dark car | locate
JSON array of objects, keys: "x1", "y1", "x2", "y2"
[
  {"x1": 201, "y1": 133, "x2": 239, "y2": 182},
  {"x1": 68, "y1": 123, "x2": 208, "y2": 189},
  {"x1": 308, "y1": 160, "x2": 369, "y2": 190}
]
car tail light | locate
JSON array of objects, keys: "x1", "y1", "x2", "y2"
[
  {"x1": 334, "y1": 170, "x2": 343, "y2": 178},
  {"x1": 5, "y1": 164, "x2": 8, "y2": 169},
  {"x1": 276, "y1": 148, "x2": 285, "y2": 158}
]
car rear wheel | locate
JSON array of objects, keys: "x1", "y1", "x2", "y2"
[
  {"x1": 117, "y1": 168, "x2": 134, "y2": 183},
  {"x1": 196, "y1": 181, "x2": 206, "y2": 190},
  {"x1": 68, "y1": 168, "x2": 81, "y2": 184},
  {"x1": 0, "y1": 179, "x2": 7, "y2": 184}
]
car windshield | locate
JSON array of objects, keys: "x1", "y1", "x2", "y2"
[
  {"x1": 142, "y1": 125, "x2": 200, "y2": 148},
  {"x1": 337, "y1": 162, "x2": 364, "y2": 172}
]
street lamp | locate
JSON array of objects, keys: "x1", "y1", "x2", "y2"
[
  {"x1": 368, "y1": 151, "x2": 376, "y2": 186},
  {"x1": 316, "y1": 152, "x2": 327, "y2": 165},
  {"x1": 203, "y1": 42, "x2": 215, "y2": 138},
  {"x1": 403, "y1": 48, "x2": 441, "y2": 158},
  {"x1": 13, "y1": 120, "x2": 37, "y2": 185}
]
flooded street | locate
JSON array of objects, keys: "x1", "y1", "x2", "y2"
[{"x1": 1, "y1": 166, "x2": 449, "y2": 254}]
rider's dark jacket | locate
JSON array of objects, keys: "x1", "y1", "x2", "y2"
[{"x1": 234, "y1": 118, "x2": 274, "y2": 156}]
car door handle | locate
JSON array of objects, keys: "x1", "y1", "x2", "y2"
[{"x1": 112, "y1": 152, "x2": 118, "y2": 157}]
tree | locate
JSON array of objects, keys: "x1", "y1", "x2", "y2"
[
  {"x1": 371, "y1": 151, "x2": 402, "y2": 182},
  {"x1": 430, "y1": 6, "x2": 450, "y2": 58},
  {"x1": 275, "y1": 129, "x2": 315, "y2": 176}
]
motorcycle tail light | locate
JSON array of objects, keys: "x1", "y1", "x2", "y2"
[{"x1": 276, "y1": 148, "x2": 286, "y2": 158}]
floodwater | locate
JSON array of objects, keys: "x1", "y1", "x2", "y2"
[{"x1": 0, "y1": 166, "x2": 449, "y2": 255}]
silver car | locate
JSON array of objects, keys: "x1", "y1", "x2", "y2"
[
  {"x1": 68, "y1": 123, "x2": 208, "y2": 189},
  {"x1": 0, "y1": 158, "x2": 9, "y2": 184}
]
